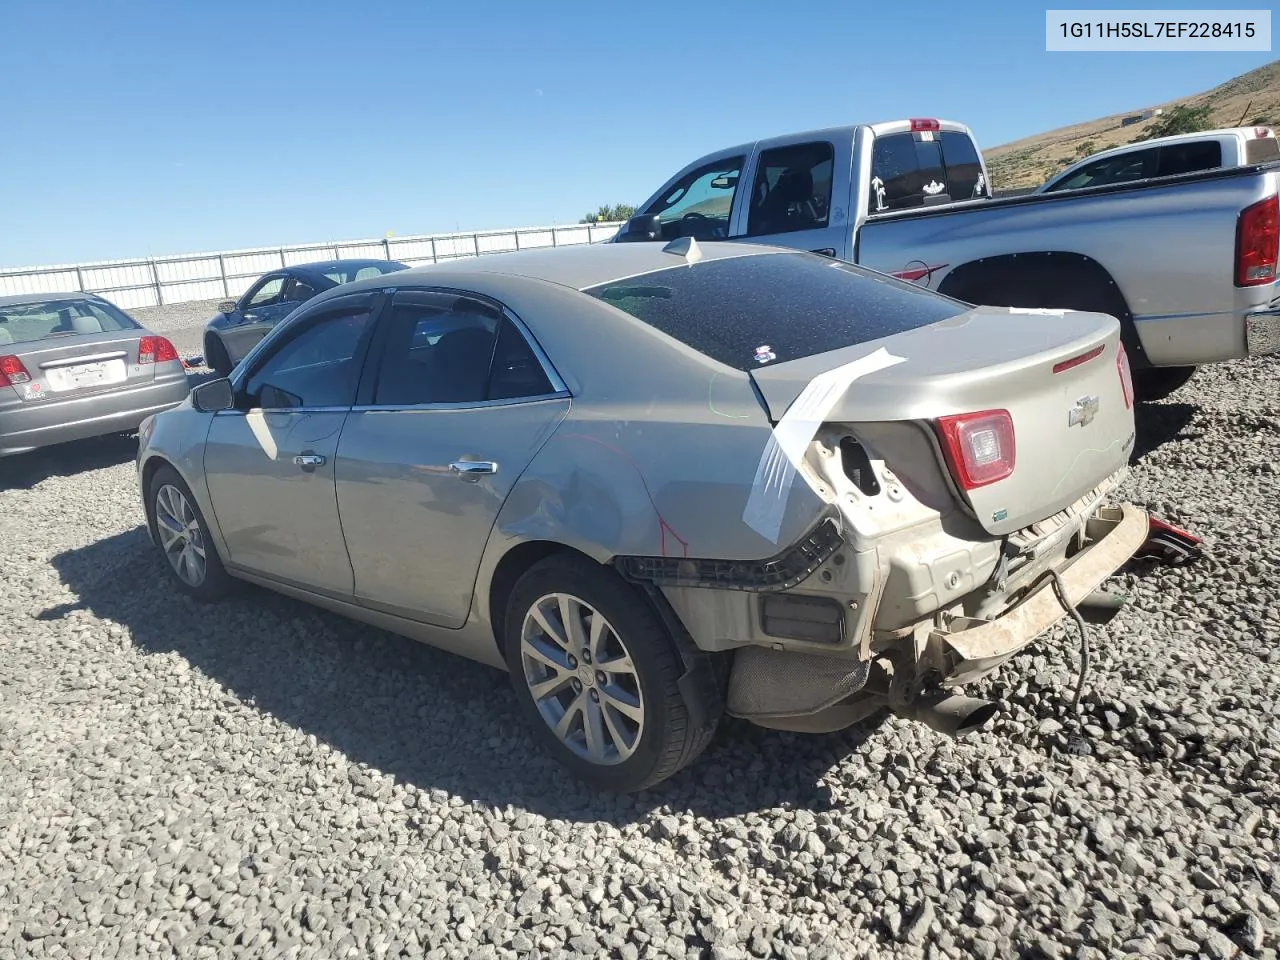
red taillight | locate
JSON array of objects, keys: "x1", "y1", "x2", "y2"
[
  {"x1": 0, "y1": 355, "x2": 31, "y2": 388},
  {"x1": 1116, "y1": 342, "x2": 1134, "y2": 410},
  {"x1": 1052, "y1": 344, "x2": 1105, "y2": 374},
  {"x1": 935, "y1": 409, "x2": 1016, "y2": 490},
  {"x1": 137, "y1": 335, "x2": 179, "y2": 365},
  {"x1": 1253, "y1": 126, "x2": 1273, "y2": 139},
  {"x1": 1235, "y1": 194, "x2": 1278, "y2": 287},
  {"x1": 910, "y1": 118, "x2": 941, "y2": 133}
]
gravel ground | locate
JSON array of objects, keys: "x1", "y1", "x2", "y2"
[{"x1": 1, "y1": 349, "x2": 1278, "y2": 960}]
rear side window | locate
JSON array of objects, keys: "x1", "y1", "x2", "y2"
[
  {"x1": 746, "y1": 141, "x2": 835, "y2": 236},
  {"x1": 585, "y1": 252, "x2": 966, "y2": 372},
  {"x1": 1155, "y1": 140, "x2": 1222, "y2": 177},
  {"x1": 1245, "y1": 137, "x2": 1280, "y2": 164},
  {"x1": 868, "y1": 131, "x2": 988, "y2": 213}
]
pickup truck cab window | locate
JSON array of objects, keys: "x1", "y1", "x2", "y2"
[
  {"x1": 746, "y1": 141, "x2": 835, "y2": 237},
  {"x1": 869, "y1": 131, "x2": 988, "y2": 213},
  {"x1": 642, "y1": 156, "x2": 744, "y2": 241}
]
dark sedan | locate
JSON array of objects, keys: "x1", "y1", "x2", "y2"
[{"x1": 203, "y1": 259, "x2": 408, "y2": 375}]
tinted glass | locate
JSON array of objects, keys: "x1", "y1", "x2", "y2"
[
  {"x1": 488, "y1": 318, "x2": 555, "y2": 400},
  {"x1": 1155, "y1": 141, "x2": 1222, "y2": 177},
  {"x1": 247, "y1": 277, "x2": 285, "y2": 308},
  {"x1": 285, "y1": 278, "x2": 318, "y2": 302},
  {"x1": 0, "y1": 298, "x2": 139, "y2": 345},
  {"x1": 640, "y1": 156, "x2": 745, "y2": 241},
  {"x1": 940, "y1": 131, "x2": 987, "y2": 199},
  {"x1": 586, "y1": 252, "x2": 965, "y2": 372},
  {"x1": 746, "y1": 141, "x2": 835, "y2": 236},
  {"x1": 869, "y1": 134, "x2": 946, "y2": 212},
  {"x1": 245, "y1": 309, "x2": 373, "y2": 409},
  {"x1": 1050, "y1": 151, "x2": 1154, "y2": 191},
  {"x1": 373, "y1": 299, "x2": 501, "y2": 405}
]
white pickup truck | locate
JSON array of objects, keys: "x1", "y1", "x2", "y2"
[{"x1": 615, "y1": 118, "x2": 1280, "y2": 400}]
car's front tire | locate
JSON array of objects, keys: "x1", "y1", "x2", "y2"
[
  {"x1": 503, "y1": 554, "x2": 722, "y2": 792},
  {"x1": 204, "y1": 334, "x2": 233, "y2": 378},
  {"x1": 147, "y1": 464, "x2": 231, "y2": 602}
]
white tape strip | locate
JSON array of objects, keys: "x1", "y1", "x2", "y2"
[
  {"x1": 1008, "y1": 306, "x2": 1066, "y2": 316},
  {"x1": 743, "y1": 347, "x2": 906, "y2": 543}
]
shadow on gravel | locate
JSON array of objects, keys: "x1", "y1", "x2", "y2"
[
  {"x1": 0, "y1": 433, "x2": 138, "y2": 491},
  {"x1": 1131, "y1": 401, "x2": 1196, "y2": 463},
  {"x1": 42, "y1": 527, "x2": 872, "y2": 824}
]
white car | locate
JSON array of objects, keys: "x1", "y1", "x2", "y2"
[{"x1": 1036, "y1": 125, "x2": 1279, "y2": 194}]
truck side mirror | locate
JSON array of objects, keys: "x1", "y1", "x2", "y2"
[{"x1": 616, "y1": 214, "x2": 663, "y2": 243}]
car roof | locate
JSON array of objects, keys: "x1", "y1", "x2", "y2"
[
  {"x1": 330, "y1": 240, "x2": 786, "y2": 299},
  {"x1": 0, "y1": 291, "x2": 106, "y2": 308},
  {"x1": 288, "y1": 258, "x2": 405, "y2": 276}
]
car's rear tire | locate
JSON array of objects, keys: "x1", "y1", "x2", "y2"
[
  {"x1": 205, "y1": 334, "x2": 233, "y2": 378},
  {"x1": 1133, "y1": 365, "x2": 1197, "y2": 402},
  {"x1": 503, "y1": 554, "x2": 722, "y2": 792},
  {"x1": 147, "y1": 464, "x2": 231, "y2": 602}
]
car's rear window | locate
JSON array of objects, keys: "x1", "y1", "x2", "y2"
[
  {"x1": 584, "y1": 252, "x2": 966, "y2": 371},
  {"x1": 0, "y1": 298, "x2": 140, "y2": 346},
  {"x1": 323, "y1": 263, "x2": 408, "y2": 284}
]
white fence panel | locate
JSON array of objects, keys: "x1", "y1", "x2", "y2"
[{"x1": 0, "y1": 221, "x2": 626, "y2": 309}]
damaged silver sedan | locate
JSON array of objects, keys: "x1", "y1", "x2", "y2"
[{"x1": 136, "y1": 239, "x2": 1150, "y2": 791}]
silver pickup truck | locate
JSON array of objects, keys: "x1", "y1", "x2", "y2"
[{"x1": 615, "y1": 118, "x2": 1280, "y2": 400}]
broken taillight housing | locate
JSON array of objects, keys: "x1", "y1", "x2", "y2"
[
  {"x1": 137, "y1": 335, "x2": 179, "y2": 365},
  {"x1": 0, "y1": 355, "x2": 32, "y2": 387},
  {"x1": 1235, "y1": 194, "x2": 1278, "y2": 286},
  {"x1": 935, "y1": 409, "x2": 1016, "y2": 490},
  {"x1": 1117, "y1": 342, "x2": 1134, "y2": 410}
]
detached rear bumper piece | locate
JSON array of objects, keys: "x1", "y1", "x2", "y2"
[
  {"x1": 1245, "y1": 303, "x2": 1280, "y2": 357},
  {"x1": 937, "y1": 502, "x2": 1148, "y2": 685}
]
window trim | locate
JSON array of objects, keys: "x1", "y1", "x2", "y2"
[
  {"x1": 222, "y1": 291, "x2": 387, "y2": 414},
  {"x1": 353, "y1": 286, "x2": 570, "y2": 412}
]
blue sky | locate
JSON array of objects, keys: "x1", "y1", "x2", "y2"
[{"x1": 0, "y1": 0, "x2": 1274, "y2": 267}]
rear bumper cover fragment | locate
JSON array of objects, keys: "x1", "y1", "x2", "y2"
[{"x1": 938, "y1": 502, "x2": 1148, "y2": 681}]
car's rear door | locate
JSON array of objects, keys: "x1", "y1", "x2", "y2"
[
  {"x1": 732, "y1": 137, "x2": 852, "y2": 257},
  {"x1": 334, "y1": 289, "x2": 571, "y2": 629},
  {"x1": 202, "y1": 292, "x2": 384, "y2": 596}
]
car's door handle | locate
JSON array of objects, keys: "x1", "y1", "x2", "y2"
[
  {"x1": 294, "y1": 453, "x2": 326, "y2": 469},
  {"x1": 450, "y1": 460, "x2": 497, "y2": 481}
]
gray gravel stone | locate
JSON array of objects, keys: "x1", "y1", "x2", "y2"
[{"x1": 3, "y1": 350, "x2": 1280, "y2": 959}]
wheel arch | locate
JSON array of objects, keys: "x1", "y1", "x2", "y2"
[{"x1": 935, "y1": 251, "x2": 1151, "y2": 369}]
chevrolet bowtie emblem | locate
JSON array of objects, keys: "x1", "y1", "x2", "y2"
[{"x1": 1068, "y1": 394, "x2": 1100, "y2": 428}]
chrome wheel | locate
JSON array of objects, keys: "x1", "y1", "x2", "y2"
[
  {"x1": 155, "y1": 483, "x2": 207, "y2": 587},
  {"x1": 520, "y1": 592, "x2": 645, "y2": 765}
]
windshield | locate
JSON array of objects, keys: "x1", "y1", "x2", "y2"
[
  {"x1": 0, "y1": 298, "x2": 141, "y2": 345},
  {"x1": 322, "y1": 262, "x2": 409, "y2": 285},
  {"x1": 585, "y1": 252, "x2": 967, "y2": 372}
]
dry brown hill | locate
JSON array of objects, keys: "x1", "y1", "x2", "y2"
[{"x1": 986, "y1": 59, "x2": 1280, "y2": 190}]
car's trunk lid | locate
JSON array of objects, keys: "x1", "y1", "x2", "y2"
[
  {"x1": 748, "y1": 306, "x2": 1136, "y2": 536},
  {"x1": 10, "y1": 331, "x2": 156, "y2": 403}
]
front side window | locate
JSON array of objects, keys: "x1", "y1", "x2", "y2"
[
  {"x1": 746, "y1": 141, "x2": 835, "y2": 237},
  {"x1": 0, "y1": 298, "x2": 139, "y2": 344},
  {"x1": 586, "y1": 251, "x2": 965, "y2": 372},
  {"x1": 640, "y1": 156, "x2": 745, "y2": 241},
  {"x1": 1047, "y1": 150, "x2": 1155, "y2": 192},
  {"x1": 244, "y1": 309, "x2": 373, "y2": 409},
  {"x1": 245, "y1": 276, "x2": 285, "y2": 309},
  {"x1": 372, "y1": 296, "x2": 554, "y2": 406}
]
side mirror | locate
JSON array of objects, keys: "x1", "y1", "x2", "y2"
[
  {"x1": 615, "y1": 213, "x2": 662, "y2": 243},
  {"x1": 191, "y1": 378, "x2": 234, "y2": 413},
  {"x1": 218, "y1": 300, "x2": 237, "y2": 314}
]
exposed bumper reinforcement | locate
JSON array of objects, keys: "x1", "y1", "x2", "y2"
[{"x1": 938, "y1": 502, "x2": 1148, "y2": 682}]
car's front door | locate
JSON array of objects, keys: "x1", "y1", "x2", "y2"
[
  {"x1": 732, "y1": 139, "x2": 850, "y2": 258},
  {"x1": 202, "y1": 293, "x2": 383, "y2": 596},
  {"x1": 335, "y1": 290, "x2": 571, "y2": 628},
  {"x1": 223, "y1": 273, "x2": 290, "y2": 363}
]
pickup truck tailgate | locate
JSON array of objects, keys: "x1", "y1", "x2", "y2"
[{"x1": 748, "y1": 306, "x2": 1137, "y2": 536}]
